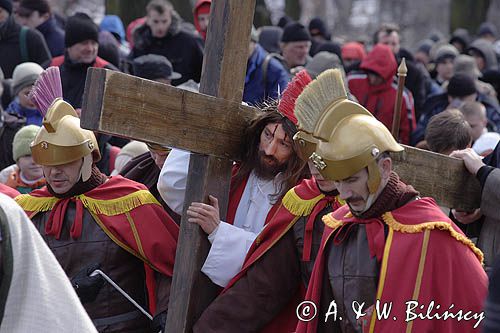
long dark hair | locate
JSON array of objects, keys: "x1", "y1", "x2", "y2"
[{"x1": 232, "y1": 104, "x2": 309, "y2": 200}]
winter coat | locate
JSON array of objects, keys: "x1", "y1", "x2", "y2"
[
  {"x1": 37, "y1": 16, "x2": 65, "y2": 57},
  {"x1": 0, "y1": 16, "x2": 51, "y2": 78},
  {"x1": 396, "y1": 50, "x2": 428, "y2": 118},
  {"x1": 0, "y1": 111, "x2": 25, "y2": 170},
  {"x1": 347, "y1": 44, "x2": 416, "y2": 144},
  {"x1": 412, "y1": 92, "x2": 500, "y2": 145},
  {"x1": 129, "y1": 11, "x2": 204, "y2": 86},
  {"x1": 5, "y1": 98, "x2": 42, "y2": 126},
  {"x1": 193, "y1": 0, "x2": 211, "y2": 40},
  {"x1": 469, "y1": 39, "x2": 498, "y2": 72},
  {"x1": 243, "y1": 44, "x2": 289, "y2": 105},
  {"x1": 50, "y1": 54, "x2": 116, "y2": 109}
]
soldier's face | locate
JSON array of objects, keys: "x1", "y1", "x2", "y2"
[
  {"x1": 147, "y1": 9, "x2": 172, "y2": 38},
  {"x1": 43, "y1": 158, "x2": 83, "y2": 194},
  {"x1": 334, "y1": 168, "x2": 371, "y2": 214},
  {"x1": 308, "y1": 161, "x2": 336, "y2": 192}
]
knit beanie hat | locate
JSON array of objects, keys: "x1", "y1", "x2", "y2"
[
  {"x1": 281, "y1": 22, "x2": 311, "y2": 43},
  {"x1": 305, "y1": 51, "x2": 343, "y2": 78},
  {"x1": 434, "y1": 44, "x2": 458, "y2": 63},
  {"x1": 65, "y1": 13, "x2": 99, "y2": 47},
  {"x1": 308, "y1": 17, "x2": 330, "y2": 39},
  {"x1": 0, "y1": 0, "x2": 12, "y2": 14},
  {"x1": 13, "y1": 125, "x2": 40, "y2": 161},
  {"x1": 11, "y1": 62, "x2": 44, "y2": 97},
  {"x1": 454, "y1": 54, "x2": 482, "y2": 79},
  {"x1": 447, "y1": 74, "x2": 477, "y2": 97},
  {"x1": 478, "y1": 22, "x2": 497, "y2": 38}
]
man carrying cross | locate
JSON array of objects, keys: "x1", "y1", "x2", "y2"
[
  {"x1": 158, "y1": 99, "x2": 308, "y2": 288},
  {"x1": 192, "y1": 70, "x2": 345, "y2": 333},
  {"x1": 295, "y1": 69, "x2": 487, "y2": 333}
]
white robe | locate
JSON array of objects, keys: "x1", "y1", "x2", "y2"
[
  {"x1": 158, "y1": 149, "x2": 283, "y2": 287},
  {"x1": 0, "y1": 193, "x2": 97, "y2": 333}
]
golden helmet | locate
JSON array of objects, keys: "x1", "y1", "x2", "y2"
[
  {"x1": 31, "y1": 98, "x2": 100, "y2": 181},
  {"x1": 293, "y1": 69, "x2": 403, "y2": 193},
  {"x1": 311, "y1": 114, "x2": 403, "y2": 193}
]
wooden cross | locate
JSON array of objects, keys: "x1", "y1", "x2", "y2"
[{"x1": 81, "y1": 1, "x2": 481, "y2": 331}]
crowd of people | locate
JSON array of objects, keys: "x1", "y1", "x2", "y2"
[{"x1": 1, "y1": 0, "x2": 500, "y2": 331}]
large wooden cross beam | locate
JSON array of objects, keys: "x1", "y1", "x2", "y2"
[
  {"x1": 82, "y1": 66, "x2": 481, "y2": 211},
  {"x1": 83, "y1": 1, "x2": 257, "y2": 332},
  {"x1": 81, "y1": 1, "x2": 480, "y2": 331}
]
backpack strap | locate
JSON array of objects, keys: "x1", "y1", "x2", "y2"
[
  {"x1": 19, "y1": 26, "x2": 29, "y2": 62},
  {"x1": 261, "y1": 53, "x2": 281, "y2": 97}
]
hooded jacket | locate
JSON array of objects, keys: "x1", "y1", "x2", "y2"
[
  {"x1": 469, "y1": 39, "x2": 498, "y2": 72},
  {"x1": 193, "y1": 0, "x2": 211, "y2": 40},
  {"x1": 130, "y1": 10, "x2": 204, "y2": 85},
  {"x1": 347, "y1": 44, "x2": 416, "y2": 144}
]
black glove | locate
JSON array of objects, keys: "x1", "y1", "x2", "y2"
[
  {"x1": 151, "y1": 311, "x2": 167, "y2": 332},
  {"x1": 71, "y1": 263, "x2": 105, "y2": 304}
]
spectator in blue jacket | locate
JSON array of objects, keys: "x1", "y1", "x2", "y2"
[{"x1": 243, "y1": 32, "x2": 289, "y2": 106}]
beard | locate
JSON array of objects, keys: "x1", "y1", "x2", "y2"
[{"x1": 254, "y1": 150, "x2": 287, "y2": 180}]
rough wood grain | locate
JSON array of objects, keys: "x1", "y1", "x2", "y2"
[
  {"x1": 392, "y1": 145, "x2": 481, "y2": 210},
  {"x1": 80, "y1": 68, "x2": 258, "y2": 160},
  {"x1": 81, "y1": 69, "x2": 482, "y2": 211},
  {"x1": 164, "y1": 1, "x2": 257, "y2": 332}
]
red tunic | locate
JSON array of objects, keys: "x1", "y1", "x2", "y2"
[
  {"x1": 297, "y1": 197, "x2": 487, "y2": 333},
  {"x1": 16, "y1": 176, "x2": 179, "y2": 314},
  {"x1": 212, "y1": 178, "x2": 343, "y2": 333}
]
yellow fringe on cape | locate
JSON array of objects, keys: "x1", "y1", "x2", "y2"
[
  {"x1": 382, "y1": 212, "x2": 484, "y2": 264},
  {"x1": 16, "y1": 194, "x2": 59, "y2": 212},
  {"x1": 321, "y1": 211, "x2": 484, "y2": 264},
  {"x1": 282, "y1": 188, "x2": 325, "y2": 216},
  {"x1": 15, "y1": 190, "x2": 160, "y2": 217},
  {"x1": 322, "y1": 213, "x2": 343, "y2": 230}
]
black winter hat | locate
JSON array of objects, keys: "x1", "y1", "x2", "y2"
[
  {"x1": 281, "y1": 22, "x2": 311, "y2": 43},
  {"x1": 450, "y1": 28, "x2": 470, "y2": 49},
  {"x1": 447, "y1": 74, "x2": 477, "y2": 97},
  {"x1": 133, "y1": 54, "x2": 181, "y2": 81},
  {"x1": 18, "y1": 0, "x2": 51, "y2": 15},
  {"x1": 309, "y1": 17, "x2": 330, "y2": 39},
  {"x1": 277, "y1": 15, "x2": 292, "y2": 29},
  {"x1": 0, "y1": 0, "x2": 12, "y2": 14},
  {"x1": 65, "y1": 13, "x2": 99, "y2": 47}
]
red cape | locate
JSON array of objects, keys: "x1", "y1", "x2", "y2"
[
  {"x1": 0, "y1": 183, "x2": 20, "y2": 199},
  {"x1": 16, "y1": 176, "x2": 179, "y2": 313},
  {"x1": 225, "y1": 178, "x2": 343, "y2": 333},
  {"x1": 297, "y1": 197, "x2": 487, "y2": 333}
]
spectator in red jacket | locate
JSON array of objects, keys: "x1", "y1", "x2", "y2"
[{"x1": 347, "y1": 44, "x2": 416, "y2": 144}]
